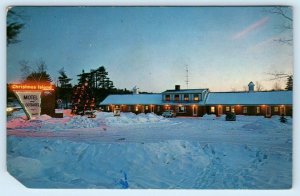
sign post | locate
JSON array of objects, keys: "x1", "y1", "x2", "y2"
[
  {"x1": 14, "y1": 92, "x2": 42, "y2": 119},
  {"x1": 10, "y1": 83, "x2": 55, "y2": 119}
]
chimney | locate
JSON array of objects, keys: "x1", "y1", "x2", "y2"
[
  {"x1": 248, "y1": 81, "x2": 255, "y2": 92},
  {"x1": 132, "y1": 86, "x2": 139, "y2": 94},
  {"x1": 175, "y1": 85, "x2": 180, "y2": 91}
]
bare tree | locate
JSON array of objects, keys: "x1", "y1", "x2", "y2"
[
  {"x1": 19, "y1": 60, "x2": 31, "y2": 81},
  {"x1": 273, "y1": 82, "x2": 282, "y2": 91},
  {"x1": 36, "y1": 59, "x2": 47, "y2": 72},
  {"x1": 267, "y1": 71, "x2": 290, "y2": 80},
  {"x1": 255, "y1": 81, "x2": 264, "y2": 91},
  {"x1": 231, "y1": 87, "x2": 237, "y2": 92},
  {"x1": 266, "y1": 6, "x2": 293, "y2": 45}
]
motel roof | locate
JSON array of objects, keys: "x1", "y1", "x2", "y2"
[
  {"x1": 205, "y1": 91, "x2": 293, "y2": 105},
  {"x1": 100, "y1": 94, "x2": 163, "y2": 105},
  {"x1": 162, "y1": 88, "x2": 208, "y2": 94}
]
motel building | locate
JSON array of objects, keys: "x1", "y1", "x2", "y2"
[{"x1": 100, "y1": 82, "x2": 292, "y2": 117}]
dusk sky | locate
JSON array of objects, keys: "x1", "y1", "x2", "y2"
[{"x1": 7, "y1": 6, "x2": 293, "y2": 93}]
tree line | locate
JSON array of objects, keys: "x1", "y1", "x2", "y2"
[{"x1": 7, "y1": 60, "x2": 133, "y2": 109}]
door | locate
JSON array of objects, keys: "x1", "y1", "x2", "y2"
[
  {"x1": 280, "y1": 106, "x2": 286, "y2": 115},
  {"x1": 193, "y1": 105, "x2": 198, "y2": 116},
  {"x1": 266, "y1": 105, "x2": 271, "y2": 117},
  {"x1": 141, "y1": 106, "x2": 145, "y2": 113},
  {"x1": 218, "y1": 105, "x2": 223, "y2": 116}
]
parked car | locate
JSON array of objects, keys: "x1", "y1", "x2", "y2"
[
  {"x1": 162, "y1": 110, "x2": 176, "y2": 118},
  {"x1": 6, "y1": 102, "x2": 22, "y2": 116}
]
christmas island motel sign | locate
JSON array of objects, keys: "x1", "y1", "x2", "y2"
[{"x1": 10, "y1": 83, "x2": 55, "y2": 119}]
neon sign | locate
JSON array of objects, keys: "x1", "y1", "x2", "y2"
[{"x1": 10, "y1": 83, "x2": 54, "y2": 91}]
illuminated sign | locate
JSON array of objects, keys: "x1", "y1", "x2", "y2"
[
  {"x1": 10, "y1": 83, "x2": 54, "y2": 91},
  {"x1": 15, "y1": 91, "x2": 42, "y2": 119},
  {"x1": 10, "y1": 83, "x2": 54, "y2": 119}
]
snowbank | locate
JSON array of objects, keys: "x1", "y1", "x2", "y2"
[
  {"x1": 99, "y1": 112, "x2": 169, "y2": 126},
  {"x1": 7, "y1": 111, "x2": 169, "y2": 130}
]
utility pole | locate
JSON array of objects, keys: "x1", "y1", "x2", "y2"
[{"x1": 185, "y1": 64, "x2": 189, "y2": 89}]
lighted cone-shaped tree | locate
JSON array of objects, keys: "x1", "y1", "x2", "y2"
[{"x1": 71, "y1": 78, "x2": 96, "y2": 116}]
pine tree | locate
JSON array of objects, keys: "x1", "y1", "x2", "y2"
[
  {"x1": 58, "y1": 68, "x2": 72, "y2": 108},
  {"x1": 58, "y1": 68, "x2": 72, "y2": 88},
  {"x1": 7, "y1": 9, "x2": 24, "y2": 45},
  {"x1": 25, "y1": 71, "x2": 52, "y2": 83},
  {"x1": 24, "y1": 60, "x2": 52, "y2": 84},
  {"x1": 285, "y1": 75, "x2": 293, "y2": 90},
  {"x1": 71, "y1": 78, "x2": 96, "y2": 116}
]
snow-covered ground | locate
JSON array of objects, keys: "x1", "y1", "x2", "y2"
[{"x1": 6, "y1": 110, "x2": 292, "y2": 189}]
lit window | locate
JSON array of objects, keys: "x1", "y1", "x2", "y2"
[
  {"x1": 211, "y1": 106, "x2": 215, "y2": 113},
  {"x1": 231, "y1": 107, "x2": 235, "y2": 113},
  {"x1": 256, "y1": 107, "x2": 260, "y2": 113},
  {"x1": 193, "y1": 94, "x2": 199, "y2": 101},
  {"x1": 127, "y1": 106, "x2": 131, "y2": 112},
  {"x1": 145, "y1": 105, "x2": 148, "y2": 110},
  {"x1": 165, "y1": 95, "x2": 170, "y2": 101},
  {"x1": 274, "y1": 107, "x2": 279, "y2": 112},
  {"x1": 157, "y1": 106, "x2": 160, "y2": 112},
  {"x1": 184, "y1": 94, "x2": 189, "y2": 101},
  {"x1": 115, "y1": 105, "x2": 119, "y2": 109},
  {"x1": 107, "y1": 106, "x2": 110, "y2": 111},
  {"x1": 175, "y1": 94, "x2": 179, "y2": 101},
  {"x1": 135, "y1": 106, "x2": 139, "y2": 112},
  {"x1": 243, "y1": 107, "x2": 247, "y2": 113},
  {"x1": 225, "y1": 106, "x2": 230, "y2": 112},
  {"x1": 178, "y1": 106, "x2": 186, "y2": 113}
]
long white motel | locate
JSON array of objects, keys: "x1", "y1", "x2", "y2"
[{"x1": 99, "y1": 82, "x2": 292, "y2": 117}]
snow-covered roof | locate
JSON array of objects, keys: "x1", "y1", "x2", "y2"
[
  {"x1": 100, "y1": 94, "x2": 163, "y2": 105},
  {"x1": 205, "y1": 91, "x2": 292, "y2": 105}
]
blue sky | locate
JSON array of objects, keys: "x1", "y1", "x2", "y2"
[{"x1": 7, "y1": 6, "x2": 293, "y2": 92}]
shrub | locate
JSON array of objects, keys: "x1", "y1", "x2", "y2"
[
  {"x1": 280, "y1": 114, "x2": 287, "y2": 123},
  {"x1": 226, "y1": 112, "x2": 236, "y2": 121}
]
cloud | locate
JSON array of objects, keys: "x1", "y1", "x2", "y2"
[{"x1": 232, "y1": 17, "x2": 269, "y2": 40}]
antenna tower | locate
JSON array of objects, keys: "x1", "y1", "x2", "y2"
[{"x1": 185, "y1": 64, "x2": 189, "y2": 89}]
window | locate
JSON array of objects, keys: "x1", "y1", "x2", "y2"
[
  {"x1": 193, "y1": 94, "x2": 199, "y2": 101},
  {"x1": 157, "y1": 106, "x2": 160, "y2": 112},
  {"x1": 274, "y1": 107, "x2": 279, "y2": 112},
  {"x1": 107, "y1": 106, "x2": 110, "y2": 111},
  {"x1": 184, "y1": 94, "x2": 189, "y2": 101},
  {"x1": 135, "y1": 106, "x2": 139, "y2": 112},
  {"x1": 127, "y1": 106, "x2": 131, "y2": 112},
  {"x1": 243, "y1": 107, "x2": 247, "y2": 114},
  {"x1": 225, "y1": 106, "x2": 230, "y2": 112},
  {"x1": 115, "y1": 105, "x2": 119, "y2": 109},
  {"x1": 256, "y1": 107, "x2": 260, "y2": 113},
  {"x1": 145, "y1": 105, "x2": 149, "y2": 110},
  {"x1": 231, "y1": 107, "x2": 235, "y2": 113},
  {"x1": 178, "y1": 106, "x2": 186, "y2": 113},
  {"x1": 211, "y1": 106, "x2": 215, "y2": 113},
  {"x1": 165, "y1": 95, "x2": 170, "y2": 101},
  {"x1": 174, "y1": 94, "x2": 179, "y2": 101}
]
